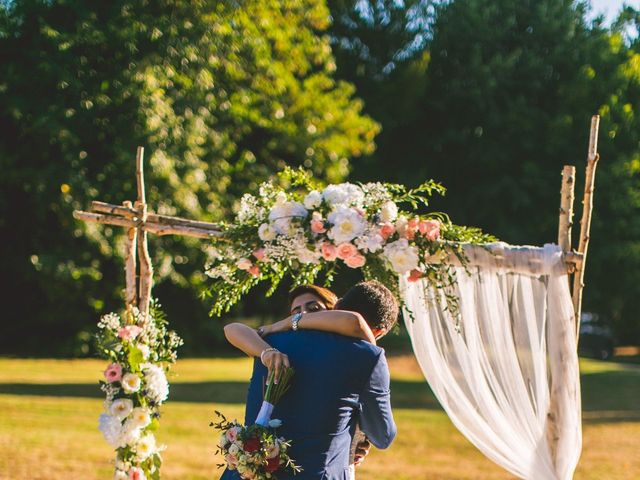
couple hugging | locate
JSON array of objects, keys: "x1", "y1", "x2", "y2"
[{"x1": 221, "y1": 281, "x2": 399, "y2": 480}]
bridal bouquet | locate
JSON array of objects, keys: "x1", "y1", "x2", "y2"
[
  {"x1": 96, "y1": 301, "x2": 183, "y2": 480},
  {"x1": 205, "y1": 168, "x2": 493, "y2": 316},
  {"x1": 212, "y1": 368, "x2": 302, "y2": 479}
]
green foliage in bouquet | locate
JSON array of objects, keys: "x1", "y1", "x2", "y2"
[{"x1": 204, "y1": 168, "x2": 495, "y2": 317}]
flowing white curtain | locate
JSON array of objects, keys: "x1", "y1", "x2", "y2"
[{"x1": 402, "y1": 243, "x2": 581, "y2": 480}]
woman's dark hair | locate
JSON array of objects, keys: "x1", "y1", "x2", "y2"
[
  {"x1": 288, "y1": 285, "x2": 338, "y2": 310},
  {"x1": 335, "y1": 281, "x2": 399, "y2": 333}
]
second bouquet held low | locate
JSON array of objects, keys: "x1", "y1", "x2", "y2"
[{"x1": 213, "y1": 367, "x2": 301, "y2": 480}]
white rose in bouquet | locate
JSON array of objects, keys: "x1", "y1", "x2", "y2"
[
  {"x1": 135, "y1": 433, "x2": 157, "y2": 461},
  {"x1": 129, "y1": 407, "x2": 152, "y2": 428},
  {"x1": 384, "y1": 239, "x2": 420, "y2": 274},
  {"x1": 110, "y1": 398, "x2": 134, "y2": 420},
  {"x1": 121, "y1": 373, "x2": 141, "y2": 394}
]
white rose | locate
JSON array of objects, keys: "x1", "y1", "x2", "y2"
[
  {"x1": 258, "y1": 223, "x2": 277, "y2": 241},
  {"x1": 113, "y1": 470, "x2": 128, "y2": 480},
  {"x1": 303, "y1": 190, "x2": 322, "y2": 209},
  {"x1": 129, "y1": 407, "x2": 151, "y2": 428},
  {"x1": 327, "y1": 206, "x2": 367, "y2": 244},
  {"x1": 379, "y1": 201, "x2": 398, "y2": 223},
  {"x1": 384, "y1": 239, "x2": 420, "y2": 274},
  {"x1": 121, "y1": 373, "x2": 141, "y2": 394},
  {"x1": 228, "y1": 443, "x2": 240, "y2": 455},
  {"x1": 135, "y1": 433, "x2": 157, "y2": 461},
  {"x1": 235, "y1": 257, "x2": 253, "y2": 270},
  {"x1": 110, "y1": 398, "x2": 133, "y2": 420},
  {"x1": 237, "y1": 465, "x2": 247, "y2": 475}
]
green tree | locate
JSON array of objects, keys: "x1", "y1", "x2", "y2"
[{"x1": 0, "y1": 0, "x2": 379, "y2": 355}]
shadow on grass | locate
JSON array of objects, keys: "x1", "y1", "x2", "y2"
[
  {"x1": 580, "y1": 368, "x2": 640, "y2": 423},
  {"x1": 0, "y1": 379, "x2": 441, "y2": 410}
]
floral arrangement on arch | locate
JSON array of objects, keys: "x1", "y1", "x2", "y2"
[
  {"x1": 205, "y1": 168, "x2": 493, "y2": 316},
  {"x1": 97, "y1": 301, "x2": 183, "y2": 480}
]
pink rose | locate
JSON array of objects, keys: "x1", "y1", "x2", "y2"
[
  {"x1": 310, "y1": 220, "x2": 326, "y2": 234},
  {"x1": 118, "y1": 325, "x2": 142, "y2": 341},
  {"x1": 336, "y1": 242, "x2": 358, "y2": 260},
  {"x1": 420, "y1": 219, "x2": 441, "y2": 241},
  {"x1": 253, "y1": 248, "x2": 266, "y2": 261},
  {"x1": 408, "y1": 269, "x2": 423, "y2": 283},
  {"x1": 345, "y1": 254, "x2": 366, "y2": 268},
  {"x1": 104, "y1": 363, "x2": 123, "y2": 383},
  {"x1": 128, "y1": 467, "x2": 146, "y2": 480},
  {"x1": 321, "y1": 243, "x2": 338, "y2": 261},
  {"x1": 225, "y1": 453, "x2": 238, "y2": 467},
  {"x1": 225, "y1": 427, "x2": 238, "y2": 443},
  {"x1": 379, "y1": 223, "x2": 395, "y2": 240},
  {"x1": 248, "y1": 265, "x2": 260, "y2": 277}
]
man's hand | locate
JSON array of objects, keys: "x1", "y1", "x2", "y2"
[{"x1": 353, "y1": 438, "x2": 371, "y2": 467}]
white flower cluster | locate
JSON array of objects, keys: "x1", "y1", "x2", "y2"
[
  {"x1": 141, "y1": 363, "x2": 169, "y2": 405},
  {"x1": 96, "y1": 306, "x2": 181, "y2": 480}
]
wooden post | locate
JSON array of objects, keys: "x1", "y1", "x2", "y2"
[
  {"x1": 558, "y1": 166, "x2": 576, "y2": 272},
  {"x1": 123, "y1": 200, "x2": 138, "y2": 309},
  {"x1": 135, "y1": 147, "x2": 154, "y2": 318},
  {"x1": 572, "y1": 115, "x2": 600, "y2": 339}
]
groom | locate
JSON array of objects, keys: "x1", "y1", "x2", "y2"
[{"x1": 221, "y1": 281, "x2": 399, "y2": 480}]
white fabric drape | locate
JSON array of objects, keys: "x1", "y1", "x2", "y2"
[{"x1": 402, "y1": 243, "x2": 581, "y2": 480}]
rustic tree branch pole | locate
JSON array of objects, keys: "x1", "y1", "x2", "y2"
[
  {"x1": 558, "y1": 166, "x2": 576, "y2": 255},
  {"x1": 123, "y1": 200, "x2": 138, "y2": 309},
  {"x1": 135, "y1": 147, "x2": 154, "y2": 317},
  {"x1": 572, "y1": 115, "x2": 600, "y2": 340}
]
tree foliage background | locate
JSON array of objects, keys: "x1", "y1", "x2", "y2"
[{"x1": 1, "y1": 0, "x2": 639, "y2": 355}]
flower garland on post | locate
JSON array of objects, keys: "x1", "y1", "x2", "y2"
[
  {"x1": 97, "y1": 301, "x2": 183, "y2": 480},
  {"x1": 204, "y1": 168, "x2": 494, "y2": 319}
]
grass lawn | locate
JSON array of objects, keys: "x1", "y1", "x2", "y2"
[{"x1": 0, "y1": 355, "x2": 638, "y2": 479}]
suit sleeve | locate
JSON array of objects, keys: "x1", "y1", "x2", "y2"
[{"x1": 359, "y1": 351, "x2": 397, "y2": 449}]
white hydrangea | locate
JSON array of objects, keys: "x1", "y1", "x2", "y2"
[
  {"x1": 99, "y1": 413, "x2": 122, "y2": 448},
  {"x1": 327, "y1": 206, "x2": 368, "y2": 244},
  {"x1": 142, "y1": 364, "x2": 169, "y2": 404},
  {"x1": 322, "y1": 183, "x2": 364, "y2": 207},
  {"x1": 383, "y1": 238, "x2": 420, "y2": 274},
  {"x1": 355, "y1": 232, "x2": 384, "y2": 253},
  {"x1": 379, "y1": 201, "x2": 399, "y2": 223},
  {"x1": 268, "y1": 201, "x2": 308, "y2": 235},
  {"x1": 303, "y1": 190, "x2": 323, "y2": 209}
]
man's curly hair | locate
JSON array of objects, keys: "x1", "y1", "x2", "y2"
[{"x1": 336, "y1": 280, "x2": 399, "y2": 335}]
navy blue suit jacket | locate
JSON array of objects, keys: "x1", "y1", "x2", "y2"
[{"x1": 220, "y1": 330, "x2": 396, "y2": 480}]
